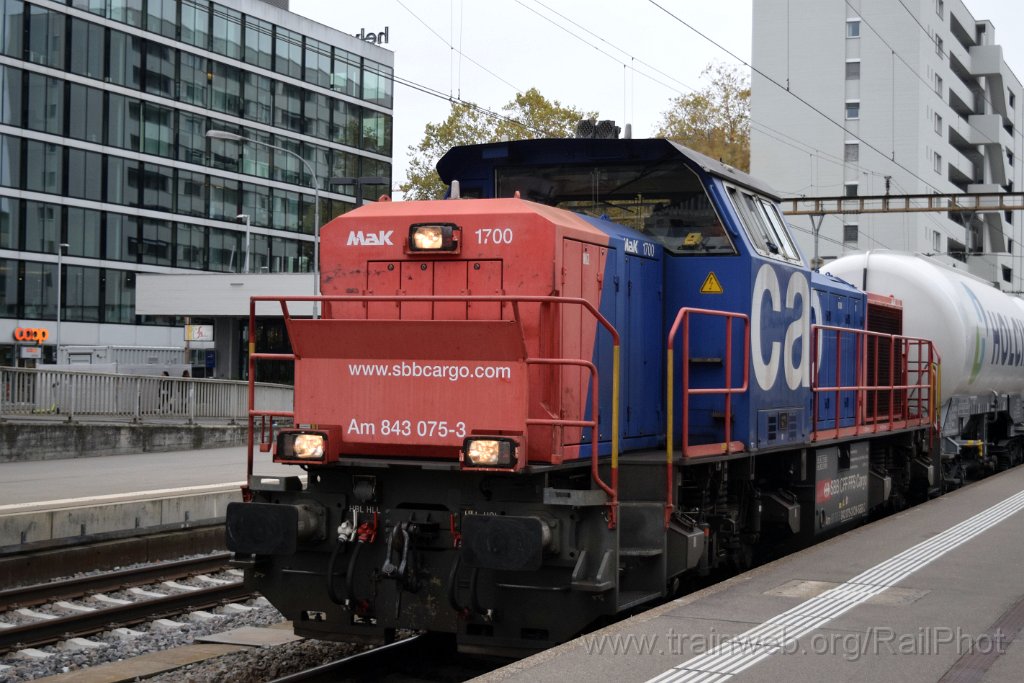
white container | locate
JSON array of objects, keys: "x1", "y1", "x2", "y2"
[{"x1": 823, "y1": 252, "x2": 1024, "y2": 399}]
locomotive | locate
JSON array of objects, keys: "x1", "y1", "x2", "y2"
[{"x1": 226, "y1": 133, "x2": 1024, "y2": 656}]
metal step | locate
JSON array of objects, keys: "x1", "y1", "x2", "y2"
[
  {"x1": 617, "y1": 590, "x2": 663, "y2": 611},
  {"x1": 620, "y1": 547, "x2": 662, "y2": 558}
]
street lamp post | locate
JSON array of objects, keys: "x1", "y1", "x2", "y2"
[
  {"x1": 55, "y1": 241, "x2": 69, "y2": 364},
  {"x1": 236, "y1": 213, "x2": 251, "y2": 273},
  {"x1": 330, "y1": 176, "x2": 389, "y2": 208},
  {"x1": 206, "y1": 130, "x2": 321, "y2": 315}
]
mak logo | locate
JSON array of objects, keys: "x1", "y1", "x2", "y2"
[{"x1": 347, "y1": 230, "x2": 394, "y2": 246}]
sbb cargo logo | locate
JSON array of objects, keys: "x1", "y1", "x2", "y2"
[{"x1": 13, "y1": 327, "x2": 49, "y2": 343}]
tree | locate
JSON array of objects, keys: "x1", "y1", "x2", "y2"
[
  {"x1": 400, "y1": 88, "x2": 595, "y2": 200},
  {"x1": 657, "y1": 62, "x2": 750, "y2": 171}
]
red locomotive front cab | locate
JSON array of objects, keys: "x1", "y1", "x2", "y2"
[{"x1": 266, "y1": 197, "x2": 616, "y2": 472}]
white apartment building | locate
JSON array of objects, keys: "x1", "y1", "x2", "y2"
[{"x1": 751, "y1": 0, "x2": 1023, "y2": 290}]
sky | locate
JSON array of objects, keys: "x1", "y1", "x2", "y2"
[{"x1": 289, "y1": 0, "x2": 1024, "y2": 196}]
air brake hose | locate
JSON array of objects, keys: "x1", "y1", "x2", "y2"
[
  {"x1": 447, "y1": 554, "x2": 466, "y2": 615},
  {"x1": 345, "y1": 542, "x2": 364, "y2": 605},
  {"x1": 327, "y1": 539, "x2": 347, "y2": 605},
  {"x1": 327, "y1": 539, "x2": 365, "y2": 606}
]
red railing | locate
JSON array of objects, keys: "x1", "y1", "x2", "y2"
[
  {"x1": 244, "y1": 294, "x2": 621, "y2": 526},
  {"x1": 665, "y1": 308, "x2": 750, "y2": 524},
  {"x1": 810, "y1": 324, "x2": 938, "y2": 442}
]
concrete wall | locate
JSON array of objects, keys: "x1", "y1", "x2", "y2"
[
  {"x1": 0, "y1": 490, "x2": 240, "y2": 549},
  {"x1": 0, "y1": 423, "x2": 248, "y2": 463}
]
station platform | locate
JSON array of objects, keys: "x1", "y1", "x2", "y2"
[
  {"x1": 0, "y1": 446, "x2": 292, "y2": 550},
  {"x1": 483, "y1": 466, "x2": 1024, "y2": 683}
]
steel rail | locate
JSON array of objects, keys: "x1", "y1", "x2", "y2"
[
  {"x1": 0, "y1": 581, "x2": 251, "y2": 652},
  {"x1": 265, "y1": 633, "x2": 497, "y2": 683},
  {"x1": 0, "y1": 553, "x2": 233, "y2": 611}
]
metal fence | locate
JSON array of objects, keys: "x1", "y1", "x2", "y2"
[{"x1": 0, "y1": 367, "x2": 293, "y2": 422}]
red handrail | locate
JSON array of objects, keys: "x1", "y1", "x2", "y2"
[
  {"x1": 244, "y1": 294, "x2": 621, "y2": 524},
  {"x1": 665, "y1": 308, "x2": 750, "y2": 525},
  {"x1": 810, "y1": 324, "x2": 938, "y2": 442}
]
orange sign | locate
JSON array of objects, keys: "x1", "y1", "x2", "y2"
[{"x1": 13, "y1": 327, "x2": 49, "y2": 343}]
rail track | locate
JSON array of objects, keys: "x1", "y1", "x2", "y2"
[
  {"x1": 266, "y1": 633, "x2": 504, "y2": 683},
  {"x1": 0, "y1": 553, "x2": 251, "y2": 652}
]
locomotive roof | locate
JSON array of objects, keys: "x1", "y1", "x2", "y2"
[{"x1": 436, "y1": 137, "x2": 780, "y2": 201}]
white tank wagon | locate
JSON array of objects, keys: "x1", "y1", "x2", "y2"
[{"x1": 824, "y1": 252, "x2": 1024, "y2": 401}]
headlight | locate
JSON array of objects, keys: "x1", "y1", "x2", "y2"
[
  {"x1": 277, "y1": 431, "x2": 327, "y2": 461},
  {"x1": 462, "y1": 437, "x2": 517, "y2": 468},
  {"x1": 294, "y1": 434, "x2": 325, "y2": 458},
  {"x1": 408, "y1": 223, "x2": 460, "y2": 252},
  {"x1": 412, "y1": 226, "x2": 443, "y2": 249}
]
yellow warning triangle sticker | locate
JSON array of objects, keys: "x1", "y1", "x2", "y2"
[{"x1": 700, "y1": 272, "x2": 724, "y2": 294}]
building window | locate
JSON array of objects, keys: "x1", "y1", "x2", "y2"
[
  {"x1": 27, "y1": 6, "x2": 65, "y2": 68},
  {"x1": 69, "y1": 17, "x2": 105, "y2": 80},
  {"x1": 211, "y1": 61, "x2": 242, "y2": 116},
  {"x1": 1010, "y1": 90, "x2": 1017, "y2": 109},
  {"x1": 244, "y1": 16, "x2": 273, "y2": 70},
  {"x1": 26, "y1": 73, "x2": 64, "y2": 135},
  {"x1": 1003, "y1": 266, "x2": 1012, "y2": 283},
  {"x1": 64, "y1": 265, "x2": 101, "y2": 322},
  {"x1": 933, "y1": 151, "x2": 942, "y2": 173},
  {"x1": 845, "y1": 101, "x2": 860, "y2": 119},
  {"x1": 332, "y1": 49, "x2": 361, "y2": 97},
  {"x1": 304, "y1": 38, "x2": 332, "y2": 89},
  {"x1": 846, "y1": 19, "x2": 860, "y2": 38},
  {"x1": 212, "y1": 5, "x2": 242, "y2": 60},
  {"x1": 24, "y1": 200, "x2": 59, "y2": 253},
  {"x1": 244, "y1": 72, "x2": 273, "y2": 125},
  {"x1": 24, "y1": 141, "x2": 62, "y2": 195},
  {"x1": 844, "y1": 183, "x2": 858, "y2": 198},
  {"x1": 934, "y1": 112, "x2": 942, "y2": 134},
  {"x1": 66, "y1": 149, "x2": 104, "y2": 201},
  {"x1": 181, "y1": 0, "x2": 211, "y2": 50},
  {"x1": 844, "y1": 142, "x2": 859, "y2": 162},
  {"x1": 275, "y1": 27, "x2": 303, "y2": 80},
  {"x1": 179, "y1": 52, "x2": 210, "y2": 107},
  {"x1": 175, "y1": 223, "x2": 207, "y2": 270},
  {"x1": 843, "y1": 224, "x2": 858, "y2": 244},
  {"x1": 143, "y1": 41, "x2": 175, "y2": 98},
  {"x1": 108, "y1": 30, "x2": 142, "y2": 90},
  {"x1": 0, "y1": 197, "x2": 20, "y2": 251},
  {"x1": 66, "y1": 207, "x2": 101, "y2": 259},
  {"x1": 1008, "y1": 149, "x2": 1014, "y2": 166},
  {"x1": 933, "y1": 230, "x2": 942, "y2": 252},
  {"x1": 934, "y1": 74, "x2": 943, "y2": 95},
  {"x1": 362, "y1": 60, "x2": 393, "y2": 107},
  {"x1": 146, "y1": 0, "x2": 177, "y2": 40},
  {"x1": 935, "y1": 35, "x2": 943, "y2": 57},
  {"x1": 845, "y1": 60, "x2": 860, "y2": 79},
  {"x1": 936, "y1": 0, "x2": 944, "y2": 18}
]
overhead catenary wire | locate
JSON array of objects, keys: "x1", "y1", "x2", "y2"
[
  {"x1": 395, "y1": 0, "x2": 522, "y2": 94},
  {"x1": 386, "y1": 0, "x2": 913, "y2": 194},
  {"x1": 647, "y1": 0, "x2": 952, "y2": 197}
]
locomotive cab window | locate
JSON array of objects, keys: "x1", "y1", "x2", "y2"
[
  {"x1": 495, "y1": 162, "x2": 737, "y2": 256},
  {"x1": 726, "y1": 184, "x2": 803, "y2": 264}
]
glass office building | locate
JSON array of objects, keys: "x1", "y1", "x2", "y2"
[{"x1": 0, "y1": 0, "x2": 393, "y2": 366}]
